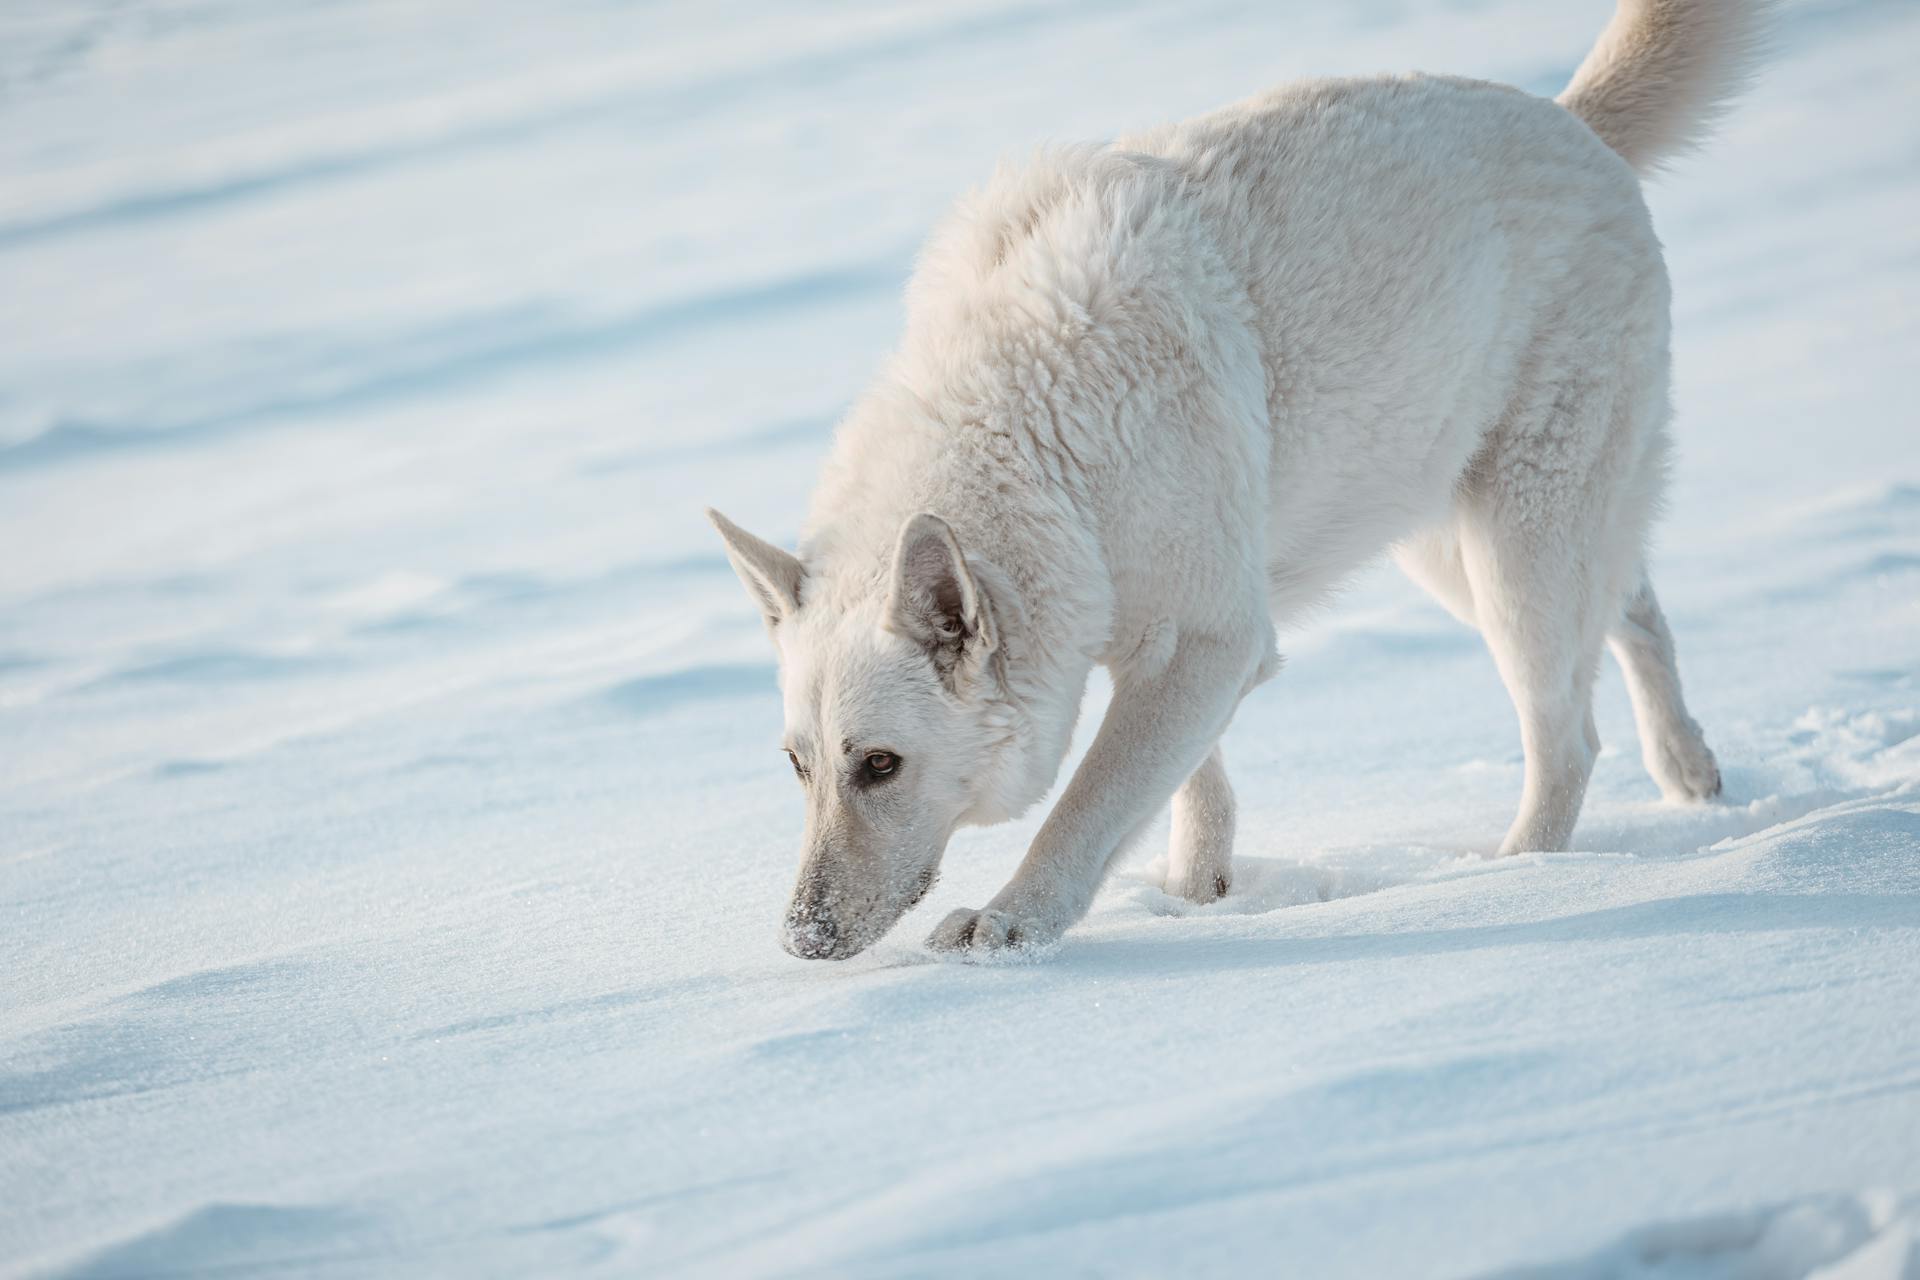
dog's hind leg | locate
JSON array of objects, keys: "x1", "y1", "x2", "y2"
[
  {"x1": 1608, "y1": 571, "x2": 1721, "y2": 800},
  {"x1": 1413, "y1": 514, "x2": 1620, "y2": 855},
  {"x1": 1457, "y1": 489, "x2": 1609, "y2": 855},
  {"x1": 1455, "y1": 353, "x2": 1669, "y2": 854},
  {"x1": 1168, "y1": 745, "x2": 1234, "y2": 903}
]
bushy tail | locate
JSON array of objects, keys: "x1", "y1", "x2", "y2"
[{"x1": 1558, "y1": 0, "x2": 1770, "y2": 174}]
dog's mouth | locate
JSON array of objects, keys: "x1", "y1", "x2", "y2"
[{"x1": 903, "y1": 864, "x2": 938, "y2": 910}]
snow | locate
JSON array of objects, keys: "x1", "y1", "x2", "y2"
[{"x1": 2, "y1": 1, "x2": 1917, "y2": 1276}]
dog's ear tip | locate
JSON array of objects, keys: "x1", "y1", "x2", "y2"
[
  {"x1": 898, "y1": 511, "x2": 956, "y2": 545},
  {"x1": 708, "y1": 508, "x2": 804, "y2": 621},
  {"x1": 707, "y1": 507, "x2": 756, "y2": 545}
]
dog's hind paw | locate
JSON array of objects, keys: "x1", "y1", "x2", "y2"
[
  {"x1": 926, "y1": 907, "x2": 1056, "y2": 957},
  {"x1": 1650, "y1": 730, "x2": 1722, "y2": 802},
  {"x1": 1166, "y1": 860, "x2": 1231, "y2": 904}
]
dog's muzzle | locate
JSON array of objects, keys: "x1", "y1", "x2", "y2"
[
  {"x1": 781, "y1": 908, "x2": 842, "y2": 959},
  {"x1": 782, "y1": 873, "x2": 848, "y2": 960}
]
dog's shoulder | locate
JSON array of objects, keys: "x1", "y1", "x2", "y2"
[{"x1": 902, "y1": 144, "x2": 1199, "y2": 337}]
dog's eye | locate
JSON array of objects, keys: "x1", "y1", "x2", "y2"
[
  {"x1": 863, "y1": 751, "x2": 900, "y2": 779},
  {"x1": 783, "y1": 749, "x2": 808, "y2": 780}
]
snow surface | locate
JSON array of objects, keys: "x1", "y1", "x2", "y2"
[{"x1": 3, "y1": 1, "x2": 1918, "y2": 1276}]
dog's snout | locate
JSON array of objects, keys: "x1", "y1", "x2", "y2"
[
  {"x1": 782, "y1": 875, "x2": 845, "y2": 960},
  {"x1": 780, "y1": 848, "x2": 932, "y2": 961},
  {"x1": 782, "y1": 908, "x2": 841, "y2": 959}
]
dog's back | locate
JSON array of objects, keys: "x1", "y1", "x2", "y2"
[
  {"x1": 1122, "y1": 75, "x2": 1659, "y2": 610},
  {"x1": 877, "y1": 2, "x2": 1769, "y2": 619}
]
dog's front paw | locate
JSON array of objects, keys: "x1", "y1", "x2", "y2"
[{"x1": 926, "y1": 907, "x2": 1056, "y2": 956}]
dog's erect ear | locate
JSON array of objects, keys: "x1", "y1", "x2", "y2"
[
  {"x1": 707, "y1": 508, "x2": 804, "y2": 627},
  {"x1": 886, "y1": 513, "x2": 997, "y2": 681}
]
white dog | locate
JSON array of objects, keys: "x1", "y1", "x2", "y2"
[{"x1": 710, "y1": 0, "x2": 1759, "y2": 959}]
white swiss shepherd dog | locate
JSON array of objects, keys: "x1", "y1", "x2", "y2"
[{"x1": 709, "y1": 0, "x2": 1764, "y2": 960}]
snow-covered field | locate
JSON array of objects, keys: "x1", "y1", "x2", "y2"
[{"x1": 3, "y1": 1, "x2": 1918, "y2": 1276}]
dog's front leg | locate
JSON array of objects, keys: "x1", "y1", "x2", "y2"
[{"x1": 929, "y1": 627, "x2": 1270, "y2": 954}]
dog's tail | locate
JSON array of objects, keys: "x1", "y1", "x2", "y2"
[{"x1": 1557, "y1": 0, "x2": 1769, "y2": 174}]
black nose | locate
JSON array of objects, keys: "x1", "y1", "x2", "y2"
[{"x1": 782, "y1": 909, "x2": 840, "y2": 959}]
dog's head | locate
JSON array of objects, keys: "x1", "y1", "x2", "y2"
[{"x1": 708, "y1": 508, "x2": 1015, "y2": 959}]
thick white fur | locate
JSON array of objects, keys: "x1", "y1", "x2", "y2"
[{"x1": 712, "y1": 0, "x2": 1758, "y2": 959}]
